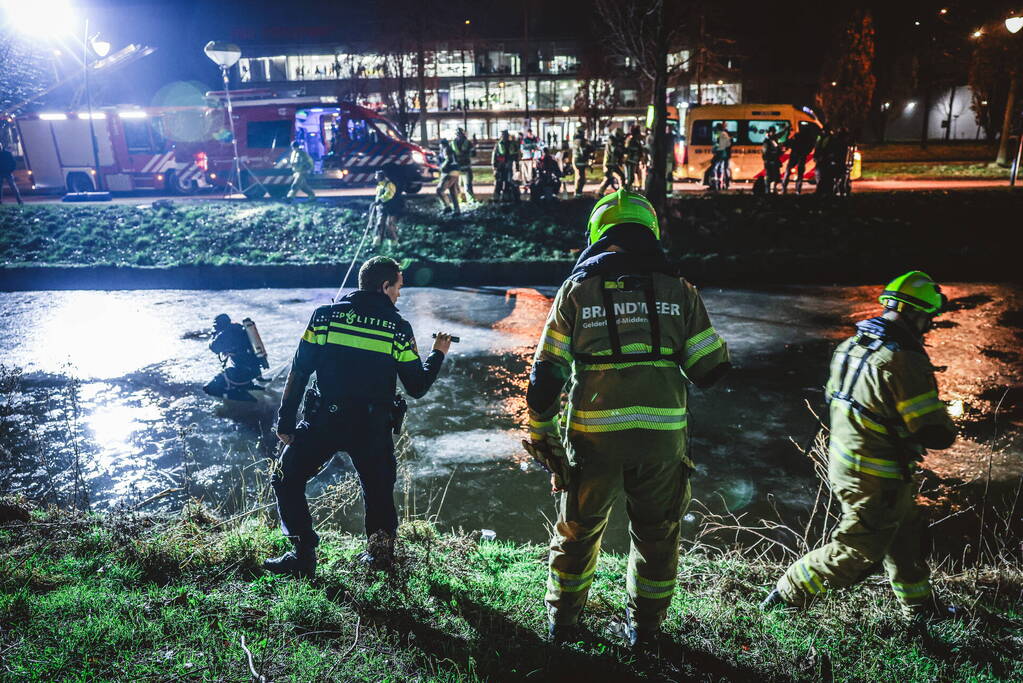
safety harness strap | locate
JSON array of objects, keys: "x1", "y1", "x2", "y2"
[
  {"x1": 828, "y1": 333, "x2": 912, "y2": 476},
  {"x1": 574, "y1": 275, "x2": 685, "y2": 364}
]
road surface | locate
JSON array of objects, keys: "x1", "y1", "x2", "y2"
[{"x1": 10, "y1": 178, "x2": 1018, "y2": 206}]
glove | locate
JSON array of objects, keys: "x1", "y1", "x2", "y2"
[{"x1": 522, "y1": 435, "x2": 572, "y2": 494}]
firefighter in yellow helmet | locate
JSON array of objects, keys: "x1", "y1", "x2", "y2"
[
  {"x1": 525, "y1": 188, "x2": 731, "y2": 649},
  {"x1": 762, "y1": 271, "x2": 959, "y2": 620}
]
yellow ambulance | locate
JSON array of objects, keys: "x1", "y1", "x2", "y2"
[{"x1": 674, "y1": 103, "x2": 861, "y2": 183}]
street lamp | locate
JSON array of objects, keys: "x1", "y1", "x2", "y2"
[
  {"x1": 460, "y1": 19, "x2": 470, "y2": 132},
  {"x1": 204, "y1": 41, "x2": 246, "y2": 197},
  {"x1": 1007, "y1": 15, "x2": 1023, "y2": 185}
]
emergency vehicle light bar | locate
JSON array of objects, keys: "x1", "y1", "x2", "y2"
[
  {"x1": 39, "y1": 113, "x2": 67, "y2": 120},
  {"x1": 118, "y1": 111, "x2": 148, "y2": 119}
]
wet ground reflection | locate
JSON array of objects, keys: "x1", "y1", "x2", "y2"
[{"x1": 0, "y1": 284, "x2": 1020, "y2": 553}]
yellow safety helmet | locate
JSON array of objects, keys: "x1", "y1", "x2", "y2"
[
  {"x1": 878, "y1": 270, "x2": 947, "y2": 314},
  {"x1": 586, "y1": 188, "x2": 659, "y2": 245}
]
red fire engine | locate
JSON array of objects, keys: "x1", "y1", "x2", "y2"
[
  {"x1": 14, "y1": 106, "x2": 210, "y2": 194},
  {"x1": 191, "y1": 90, "x2": 439, "y2": 198},
  {"x1": 13, "y1": 90, "x2": 438, "y2": 198}
]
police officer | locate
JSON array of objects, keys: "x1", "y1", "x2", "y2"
[
  {"x1": 624, "y1": 125, "x2": 646, "y2": 190},
  {"x1": 596, "y1": 127, "x2": 626, "y2": 196},
  {"x1": 492, "y1": 130, "x2": 516, "y2": 202},
  {"x1": 283, "y1": 140, "x2": 316, "y2": 201},
  {"x1": 570, "y1": 127, "x2": 592, "y2": 197},
  {"x1": 265, "y1": 257, "x2": 453, "y2": 577},
  {"x1": 762, "y1": 271, "x2": 958, "y2": 620},
  {"x1": 450, "y1": 128, "x2": 476, "y2": 202},
  {"x1": 203, "y1": 314, "x2": 264, "y2": 402},
  {"x1": 526, "y1": 188, "x2": 731, "y2": 648}
]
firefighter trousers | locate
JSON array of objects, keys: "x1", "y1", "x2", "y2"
[
  {"x1": 287, "y1": 172, "x2": 316, "y2": 199},
  {"x1": 625, "y1": 162, "x2": 641, "y2": 189},
  {"x1": 547, "y1": 430, "x2": 691, "y2": 630},
  {"x1": 271, "y1": 403, "x2": 397, "y2": 549},
  {"x1": 573, "y1": 165, "x2": 587, "y2": 195},
  {"x1": 776, "y1": 458, "x2": 932, "y2": 617}
]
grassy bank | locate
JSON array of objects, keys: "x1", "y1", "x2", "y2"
[
  {"x1": 1, "y1": 502, "x2": 1021, "y2": 682},
  {"x1": 860, "y1": 162, "x2": 1008, "y2": 180},
  {"x1": 2, "y1": 190, "x2": 1022, "y2": 283}
]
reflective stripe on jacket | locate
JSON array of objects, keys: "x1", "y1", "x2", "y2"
[{"x1": 529, "y1": 273, "x2": 729, "y2": 447}]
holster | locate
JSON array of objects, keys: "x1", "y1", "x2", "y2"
[
  {"x1": 302, "y1": 386, "x2": 322, "y2": 425},
  {"x1": 391, "y1": 394, "x2": 408, "y2": 435}
]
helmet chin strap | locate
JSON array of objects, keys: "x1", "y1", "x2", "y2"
[{"x1": 883, "y1": 304, "x2": 932, "y2": 337}]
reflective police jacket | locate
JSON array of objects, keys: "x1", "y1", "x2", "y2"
[
  {"x1": 825, "y1": 317, "x2": 955, "y2": 480},
  {"x1": 526, "y1": 250, "x2": 730, "y2": 465},
  {"x1": 276, "y1": 291, "x2": 444, "y2": 432}
]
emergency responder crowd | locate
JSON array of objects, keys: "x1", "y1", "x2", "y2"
[{"x1": 200, "y1": 169, "x2": 961, "y2": 657}]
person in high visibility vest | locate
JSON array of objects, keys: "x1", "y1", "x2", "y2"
[
  {"x1": 596, "y1": 128, "x2": 626, "y2": 196},
  {"x1": 449, "y1": 128, "x2": 476, "y2": 202},
  {"x1": 570, "y1": 127, "x2": 592, "y2": 197},
  {"x1": 624, "y1": 125, "x2": 647, "y2": 190},
  {"x1": 762, "y1": 271, "x2": 960, "y2": 621},
  {"x1": 491, "y1": 130, "x2": 518, "y2": 203},
  {"x1": 436, "y1": 139, "x2": 461, "y2": 215},
  {"x1": 371, "y1": 170, "x2": 402, "y2": 246},
  {"x1": 526, "y1": 188, "x2": 731, "y2": 649},
  {"x1": 284, "y1": 140, "x2": 316, "y2": 201}
]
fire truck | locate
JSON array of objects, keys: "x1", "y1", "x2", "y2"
[
  {"x1": 13, "y1": 91, "x2": 438, "y2": 197},
  {"x1": 14, "y1": 106, "x2": 211, "y2": 194},
  {"x1": 194, "y1": 91, "x2": 439, "y2": 198}
]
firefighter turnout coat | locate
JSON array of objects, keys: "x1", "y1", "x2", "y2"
[
  {"x1": 527, "y1": 249, "x2": 730, "y2": 630},
  {"x1": 776, "y1": 316, "x2": 956, "y2": 617}
]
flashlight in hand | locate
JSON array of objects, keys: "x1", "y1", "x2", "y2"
[{"x1": 432, "y1": 333, "x2": 461, "y2": 343}]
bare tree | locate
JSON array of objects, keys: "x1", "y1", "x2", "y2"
[
  {"x1": 815, "y1": 10, "x2": 877, "y2": 136},
  {"x1": 596, "y1": 0, "x2": 689, "y2": 213},
  {"x1": 969, "y1": 27, "x2": 1023, "y2": 165}
]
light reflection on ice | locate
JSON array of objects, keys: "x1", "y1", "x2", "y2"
[{"x1": 31, "y1": 292, "x2": 179, "y2": 378}]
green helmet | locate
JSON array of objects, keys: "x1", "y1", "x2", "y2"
[
  {"x1": 878, "y1": 270, "x2": 947, "y2": 314},
  {"x1": 586, "y1": 188, "x2": 659, "y2": 245}
]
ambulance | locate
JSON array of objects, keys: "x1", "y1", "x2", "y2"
[
  {"x1": 674, "y1": 103, "x2": 861, "y2": 183},
  {"x1": 196, "y1": 91, "x2": 439, "y2": 198},
  {"x1": 14, "y1": 107, "x2": 210, "y2": 194}
]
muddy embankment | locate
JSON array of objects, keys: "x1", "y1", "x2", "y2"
[{"x1": 2, "y1": 190, "x2": 1022, "y2": 290}]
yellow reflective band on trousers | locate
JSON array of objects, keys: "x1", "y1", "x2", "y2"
[
  {"x1": 628, "y1": 570, "x2": 676, "y2": 600},
  {"x1": 568, "y1": 406, "x2": 686, "y2": 433},
  {"x1": 897, "y1": 390, "x2": 943, "y2": 421},
  {"x1": 549, "y1": 566, "x2": 595, "y2": 593},
  {"x1": 890, "y1": 578, "x2": 931, "y2": 600},
  {"x1": 831, "y1": 441, "x2": 905, "y2": 479},
  {"x1": 684, "y1": 327, "x2": 724, "y2": 370},
  {"x1": 541, "y1": 328, "x2": 573, "y2": 362},
  {"x1": 795, "y1": 559, "x2": 825, "y2": 595}
]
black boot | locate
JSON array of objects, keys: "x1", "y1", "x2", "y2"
[
  {"x1": 357, "y1": 531, "x2": 395, "y2": 570},
  {"x1": 547, "y1": 622, "x2": 584, "y2": 645},
  {"x1": 263, "y1": 547, "x2": 316, "y2": 579},
  {"x1": 760, "y1": 588, "x2": 787, "y2": 611}
]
